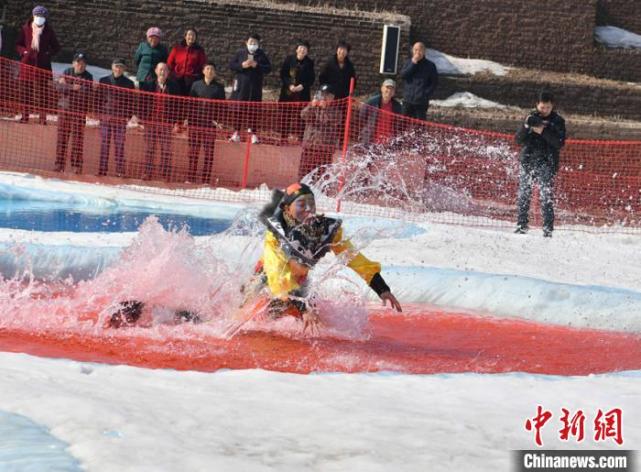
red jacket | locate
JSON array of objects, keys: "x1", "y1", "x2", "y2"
[
  {"x1": 16, "y1": 20, "x2": 61, "y2": 72},
  {"x1": 167, "y1": 42, "x2": 207, "y2": 79}
]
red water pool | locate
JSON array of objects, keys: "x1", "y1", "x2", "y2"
[{"x1": 1, "y1": 305, "x2": 639, "y2": 375}]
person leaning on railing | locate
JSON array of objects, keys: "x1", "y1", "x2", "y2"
[
  {"x1": 96, "y1": 58, "x2": 135, "y2": 177},
  {"x1": 514, "y1": 90, "x2": 566, "y2": 238},
  {"x1": 298, "y1": 84, "x2": 341, "y2": 181},
  {"x1": 15, "y1": 5, "x2": 60, "y2": 125},
  {"x1": 54, "y1": 52, "x2": 93, "y2": 174},
  {"x1": 138, "y1": 62, "x2": 181, "y2": 181},
  {"x1": 359, "y1": 78, "x2": 403, "y2": 146},
  {"x1": 187, "y1": 62, "x2": 226, "y2": 184}
]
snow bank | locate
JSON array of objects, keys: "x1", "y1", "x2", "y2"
[
  {"x1": 0, "y1": 353, "x2": 639, "y2": 472},
  {"x1": 595, "y1": 26, "x2": 641, "y2": 49},
  {"x1": 427, "y1": 49, "x2": 509, "y2": 76},
  {"x1": 431, "y1": 92, "x2": 506, "y2": 109}
]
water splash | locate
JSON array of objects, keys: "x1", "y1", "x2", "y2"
[{"x1": 0, "y1": 212, "x2": 378, "y2": 341}]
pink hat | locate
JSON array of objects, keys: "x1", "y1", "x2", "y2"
[{"x1": 146, "y1": 27, "x2": 162, "y2": 38}]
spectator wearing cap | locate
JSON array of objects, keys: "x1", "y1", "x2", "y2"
[
  {"x1": 15, "y1": 5, "x2": 61, "y2": 124},
  {"x1": 139, "y1": 62, "x2": 181, "y2": 181},
  {"x1": 54, "y1": 52, "x2": 93, "y2": 173},
  {"x1": 359, "y1": 78, "x2": 403, "y2": 146},
  {"x1": 167, "y1": 27, "x2": 207, "y2": 96},
  {"x1": 400, "y1": 42, "x2": 438, "y2": 121},
  {"x1": 134, "y1": 27, "x2": 169, "y2": 84},
  {"x1": 278, "y1": 39, "x2": 315, "y2": 143},
  {"x1": 298, "y1": 84, "x2": 341, "y2": 180},
  {"x1": 228, "y1": 32, "x2": 272, "y2": 144},
  {"x1": 97, "y1": 58, "x2": 135, "y2": 177},
  {"x1": 187, "y1": 62, "x2": 226, "y2": 184}
]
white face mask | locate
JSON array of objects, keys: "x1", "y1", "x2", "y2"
[
  {"x1": 33, "y1": 16, "x2": 46, "y2": 27},
  {"x1": 247, "y1": 44, "x2": 259, "y2": 54}
]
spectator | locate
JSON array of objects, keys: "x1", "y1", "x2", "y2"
[
  {"x1": 298, "y1": 84, "x2": 341, "y2": 180},
  {"x1": 278, "y1": 39, "x2": 315, "y2": 142},
  {"x1": 359, "y1": 78, "x2": 403, "y2": 146},
  {"x1": 15, "y1": 5, "x2": 60, "y2": 124},
  {"x1": 139, "y1": 62, "x2": 181, "y2": 181},
  {"x1": 228, "y1": 32, "x2": 272, "y2": 144},
  {"x1": 54, "y1": 52, "x2": 93, "y2": 173},
  {"x1": 167, "y1": 27, "x2": 207, "y2": 96},
  {"x1": 134, "y1": 27, "x2": 168, "y2": 84},
  {"x1": 514, "y1": 91, "x2": 566, "y2": 237},
  {"x1": 187, "y1": 62, "x2": 226, "y2": 183},
  {"x1": 97, "y1": 58, "x2": 135, "y2": 177},
  {"x1": 400, "y1": 42, "x2": 438, "y2": 121},
  {"x1": 318, "y1": 40, "x2": 355, "y2": 100}
]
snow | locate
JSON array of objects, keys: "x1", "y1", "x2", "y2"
[
  {"x1": 0, "y1": 354, "x2": 639, "y2": 472},
  {"x1": 595, "y1": 26, "x2": 641, "y2": 49},
  {"x1": 1, "y1": 171, "x2": 641, "y2": 470},
  {"x1": 431, "y1": 92, "x2": 506, "y2": 109},
  {"x1": 427, "y1": 49, "x2": 509, "y2": 76}
]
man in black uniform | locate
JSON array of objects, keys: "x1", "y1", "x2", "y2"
[
  {"x1": 514, "y1": 91, "x2": 566, "y2": 237},
  {"x1": 188, "y1": 62, "x2": 226, "y2": 183}
]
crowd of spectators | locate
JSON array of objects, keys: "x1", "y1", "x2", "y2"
[
  {"x1": 9, "y1": 4, "x2": 567, "y2": 236},
  {"x1": 12, "y1": 6, "x2": 442, "y2": 179}
]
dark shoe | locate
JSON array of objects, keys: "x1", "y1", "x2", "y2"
[
  {"x1": 108, "y1": 300, "x2": 144, "y2": 328},
  {"x1": 543, "y1": 228, "x2": 553, "y2": 238},
  {"x1": 514, "y1": 225, "x2": 528, "y2": 234}
]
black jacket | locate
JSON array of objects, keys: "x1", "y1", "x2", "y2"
[
  {"x1": 515, "y1": 110, "x2": 566, "y2": 173},
  {"x1": 188, "y1": 79, "x2": 226, "y2": 126},
  {"x1": 98, "y1": 74, "x2": 135, "y2": 119},
  {"x1": 400, "y1": 57, "x2": 438, "y2": 106},
  {"x1": 279, "y1": 54, "x2": 315, "y2": 102},
  {"x1": 229, "y1": 47, "x2": 272, "y2": 101},
  {"x1": 359, "y1": 94, "x2": 403, "y2": 145},
  {"x1": 56, "y1": 68, "x2": 94, "y2": 113},
  {"x1": 318, "y1": 55, "x2": 356, "y2": 99},
  {"x1": 139, "y1": 79, "x2": 182, "y2": 123}
]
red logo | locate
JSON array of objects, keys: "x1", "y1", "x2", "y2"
[{"x1": 525, "y1": 407, "x2": 623, "y2": 447}]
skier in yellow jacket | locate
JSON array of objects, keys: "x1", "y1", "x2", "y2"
[{"x1": 243, "y1": 182, "x2": 402, "y2": 333}]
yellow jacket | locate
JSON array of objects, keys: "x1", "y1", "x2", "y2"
[{"x1": 262, "y1": 226, "x2": 381, "y2": 297}]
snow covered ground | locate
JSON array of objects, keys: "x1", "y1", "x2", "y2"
[
  {"x1": 431, "y1": 92, "x2": 506, "y2": 109},
  {"x1": 595, "y1": 26, "x2": 641, "y2": 49},
  {"x1": 1, "y1": 171, "x2": 640, "y2": 471},
  {"x1": 427, "y1": 49, "x2": 509, "y2": 76}
]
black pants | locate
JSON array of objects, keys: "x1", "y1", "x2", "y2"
[
  {"x1": 188, "y1": 126, "x2": 216, "y2": 183},
  {"x1": 144, "y1": 123, "x2": 173, "y2": 181},
  {"x1": 55, "y1": 113, "x2": 85, "y2": 171},
  {"x1": 516, "y1": 159, "x2": 556, "y2": 231},
  {"x1": 402, "y1": 101, "x2": 428, "y2": 121}
]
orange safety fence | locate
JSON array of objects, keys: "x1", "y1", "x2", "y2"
[{"x1": 1, "y1": 56, "x2": 641, "y2": 232}]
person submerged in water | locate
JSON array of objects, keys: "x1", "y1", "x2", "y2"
[{"x1": 241, "y1": 182, "x2": 402, "y2": 333}]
